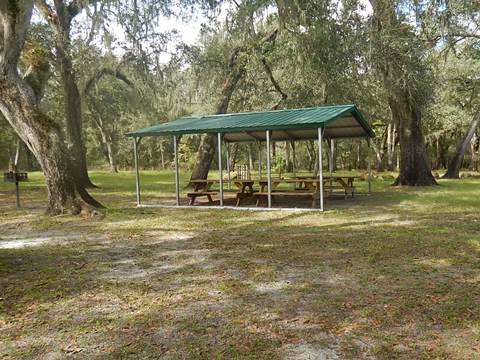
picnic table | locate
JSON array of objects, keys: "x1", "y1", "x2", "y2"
[
  {"x1": 232, "y1": 179, "x2": 255, "y2": 206},
  {"x1": 257, "y1": 176, "x2": 357, "y2": 193},
  {"x1": 188, "y1": 176, "x2": 359, "y2": 207},
  {"x1": 231, "y1": 178, "x2": 282, "y2": 206},
  {"x1": 188, "y1": 179, "x2": 219, "y2": 205},
  {"x1": 253, "y1": 176, "x2": 358, "y2": 207}
]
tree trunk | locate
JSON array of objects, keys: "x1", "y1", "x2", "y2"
[
  {"x1": 331, "y1": 140, "x2": 337, "y2": 171},
  {"x1": 357, "y1": 142, "x2": 361, "y2": 169},
  {"x1": 190, "y1": 134, "x2": 218, "y2": 180},
  {"x1": 435, "y1": 135, "x2": 440, "y2": 169},
  {"x1": 306, "y1": 141, "x2": 317, "y2": 172},
  {"x1": 92, "y1": 111, "x2": 117, "y2": 173},
  {"x1": 14, "y1": 137, "x2": 20, "y2": 168},
  {"x1": 59, "y1": 52, "x2": 95, "y2": 184},
  {"x1": 389, "y1": 94, "x2": 437, "y2": 185},
  {"x1": 469, "y1": 133, "x2": 478, "y2": 171},
  {"x1": 105, "y1": 139, "x2": 117, "y2": 173},
  {"x1": 0, "y1": 74, "x2": 93, "y2": 214},
  {"x1": 386, "y1": 122, "x2": 395, "y2": 171},
  {"x1": 285, "y1": 141, "x2": 293, "y2": 172},
  {"x1": 370, "y1": 0, "x2": 436, "y2": 186},
  {"x1": 475, "y1": 135, "x2": 480, "y2": 171},
  {"x1": 8, "y1": 137, "x2": 20, "y2": 171},
  {"x1": 190, "y1": 52, "x2": 246, "y2": 180},
  {"x1": 371, "y1": 141, "x2": 384, "y2": 172},
  {"x1": 23, "y1": 140, "x2": 38, "y2": 170},
  {"x1": 0, "y1": 0, "x2": 102, "y2": 214},
  {"x1": 348, "y1": 142, "x2": 354, "y2": 170},
  {"x1": 189, "y1": 29, "x2": 278, "y2": 180},
  {"x1": 443, "y1": 110, "x2": 480, "y2": 179},
  {"x1": 56, "y1": 32, "x2": 95, "y2": 187},
  {"x1": 434, "y1": 135, "x2": 448, "y2": 169},
  {"x1": 36, "y1": 0, "x2": 95, "y2": 187},
  {"x1": 228, "y1": 143, "x2": 240, "y2": 170},
  {"x1": 159, "y1": 139, "x2": 165, "y2": 170},
  {"x1": 248, "y1": 143, "x2": 254, "y2": 171}
]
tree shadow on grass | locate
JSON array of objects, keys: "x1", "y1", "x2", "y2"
[
  {"x1": 99, "y1": 210, "x2": 480, "y2": 358},
  {"x1": 1, "y1": 195, "x2": 480, "y2": 359}
]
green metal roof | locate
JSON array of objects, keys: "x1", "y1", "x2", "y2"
[{"x1": 127, "y1": 104, "x2": 374, "y2": 141}]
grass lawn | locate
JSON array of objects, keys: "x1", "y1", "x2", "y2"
[{"x1": 1, "y1": 170, "x2": 480, "y2": 359}]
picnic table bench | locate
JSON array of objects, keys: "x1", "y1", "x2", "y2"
[
  {"x1": 233, "y1": 178, "x2": 282, "y2": 206},
  {"x1": 258, "y1": 177, "x2": 356, "y2": 196},
  {"x1": 188, "y1": 179, "x2": 219, "y2": 205},
  {"x1": 292, "y1": 177, "x2": 357, "y2": 199},
  {"x1": 233, "y1": 180, "x2": 256, "y2": 206},
  {"x1": 254, "y1": 190, "x2": 321, "y2": 208}
]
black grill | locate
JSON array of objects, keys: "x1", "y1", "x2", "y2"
[{"x1": 3, "y1": 171, "x2": 28, "y2": 183}]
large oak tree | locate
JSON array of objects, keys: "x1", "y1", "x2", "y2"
[
  {"x1": 35, "y1": 0, "x2": 97, "y2": 188},
  {"x1": 369, "y1": 0, "x2": 437, "y2": 185},
  {"x1": 0, "y1": 0, "x2": 102, "y2": 214}
]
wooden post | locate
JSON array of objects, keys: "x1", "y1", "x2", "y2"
[
  {"x1": 248, "y1": 143, "x2": 253, "y2": 171},
  {"x1": 266, "y1": 130, "x2": 272, "y2": 208},
  {"x1": 173, "y1": 135, "x2": 180, "y2": 206},
  {"x1": 133, "y1": 137, "x2": 141, "y2": 206},
  {"x1": 218, "y1": 133, "x2": 224, "y2": 207},
  {"x1": 318, "y1": 128, "x2": 324, "y2": 211}
]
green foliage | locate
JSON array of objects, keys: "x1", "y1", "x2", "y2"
[{"x1": 1, "y1": 0, "x2": 479, "y2": 174}]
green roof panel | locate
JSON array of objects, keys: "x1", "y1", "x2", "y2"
[{"x1": 127, "y1": 104, "x2": 374, "y2": 140}]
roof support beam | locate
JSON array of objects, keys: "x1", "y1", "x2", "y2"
[
  {"x1": 325, "y1": 125, "x2": 363, "y2": 130},
  {"x1": 282, "y1": 129, "x2": 298, "y2": 140},
  {"x1": 245, "y1": 131, "x2": 262, "y2": 141}
]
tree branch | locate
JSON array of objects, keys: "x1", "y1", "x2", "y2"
[
  {"x1": 34, "y1": 0, "x2": 56, "y2": 26},
  {"x1": 85, "y1": 1, "x2": 104, "y2": 45},
  {"x1": 0, "y1": 0, "x2": 34, "y2": 68},
  {"x1": 23, "y1": 62, "x2": 51, "y2": 101},
  {"x1": 83, "y1": 67, "x2": 132, "y2": 96},
  {"x1": 262, "y1": 57, "x2": 287, "y2": 109}
]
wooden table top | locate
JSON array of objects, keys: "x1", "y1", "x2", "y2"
[
  {"x1": 189, "y1": 179, "x2": 220, "y2": 183},
  {"x1": 258, "y1": 176, "x2": 359, "y2": 182},
  {"x1": 190, "y1": 176, "x2": 360, "y2": 183}
]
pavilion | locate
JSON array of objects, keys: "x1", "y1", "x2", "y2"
[{"x1": 127, "y1": 104, "x2": 375, "y2": 211}]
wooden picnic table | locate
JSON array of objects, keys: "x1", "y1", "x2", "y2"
[
  {"x1": 187, "y1": 176, "x2": 359, "y2": 207},
  {"x1": 232, "y1": 178, "x2": 281, "y2": 206},
  {"x1": 232, "y1": 179, "x2": 255, "y2": 193},
  {"x1": 252, "y1": 176, "x2": 358, "y2": 207},
  {"x1": 189, "y1": 179, "x2": 220, "y2": 191},
  {"x1": 234, "y1": 176, "x2": 359, "y2": 207},
  {"x1": 187, "y1": 179, "x2": 220, "y2": 205},
  {"x1": 257, "y1": 176, "x2": 359, "y2": 192}
]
